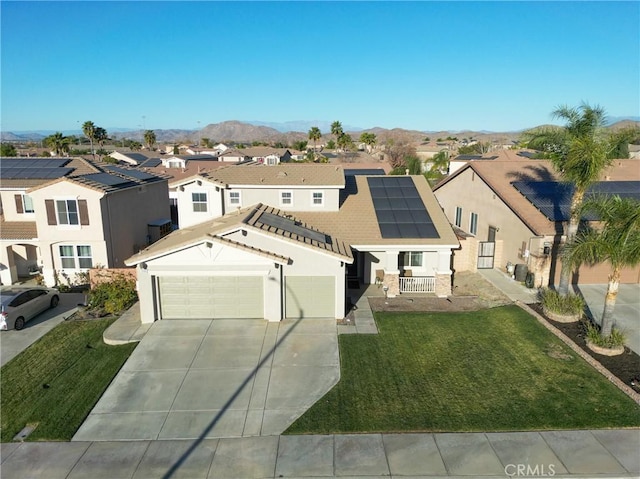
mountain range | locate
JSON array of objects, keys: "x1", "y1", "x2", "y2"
[{"x1": 2, "y1": 117, "x2": 638, "y2": 144}]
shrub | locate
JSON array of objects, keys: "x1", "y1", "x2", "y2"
[
  {"x1": 538, "y1": 288, "x2": 585, "y2": 316},
  {"x1": 87, "y1": 275, "x2": 137, "y2": 315},
  {"x1": 585, "y1": 322, "x2": 626, "y2": 348}
]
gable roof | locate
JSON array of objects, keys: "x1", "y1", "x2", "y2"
[
  {"x1": 294, "y1": 174, "x2": 459, "y2": 247},
  {"x1": 125, "y1": 203, "x2": 353, "y2": 266},
  {"x1": 194, "y1": 163, "x2": 346, "y2": 188},
  {"x1": 434, "y1": 157, "x2": 640, "y2": 235},
  {"x1": 0, "y1": 157, "x2": 100, "y2": 189}
]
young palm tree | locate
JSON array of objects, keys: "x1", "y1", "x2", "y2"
[
  {"x1": 524, "y1": 103, "x2": 618, "y2": 296},
  {"x1": 331, "y1": 121, "x2": 343, "y2": 144},
  {"x1": 144, "y1": 130, "x2": 156, "y2": 150},
  {"x1": 308, "y1": 126, "x2": 321, "y2": 153},
  {"x1": 44, "y1": 132, "x2": 70, "y2": 156},
  {"x1": 564, "y1": 196, "x2": 640, "y2": 338}
]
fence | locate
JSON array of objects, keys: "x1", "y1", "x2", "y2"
[{"x1": 399, "y1": 276, "x2": 436, "y2": 293}]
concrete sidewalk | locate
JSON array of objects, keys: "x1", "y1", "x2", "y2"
[{"x1": 2, "y1": 429, "x2": 638, "y2": 478}]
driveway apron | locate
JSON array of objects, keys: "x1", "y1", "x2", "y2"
[{"x1": 73, "y1": 318, "x2": 339, "y2": 441}]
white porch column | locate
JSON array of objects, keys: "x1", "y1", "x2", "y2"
[
  {"x1": 383, "y1": 251, "x2": 400, "y2": 297},
  {"x1": 435, "y1": 250, "x2": 453, "y2": 297},
  {"x1": 0, "y1": 245, "x2": 16, "y2": 285}
]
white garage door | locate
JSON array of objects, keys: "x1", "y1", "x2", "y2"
[
  {"x1": 285, "y1": 276, "x2": 335, "y2": 319},
  {"x1": 159, "y1": 276, "x2": 264, "y2": 319}
]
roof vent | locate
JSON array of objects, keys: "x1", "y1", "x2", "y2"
[{"x1": 277, "y1": 171, "x2": 287, "y2": 177}]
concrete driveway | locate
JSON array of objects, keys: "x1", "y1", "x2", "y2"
[
  {"x1": 0, "y1": 292, "x2": 85, "y2": 366},
  {"x1": 73, "y1": 318, "x2": 339, "y2": 441}
]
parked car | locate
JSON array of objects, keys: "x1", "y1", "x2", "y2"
[{"x1": 0, "y1": 286, "x2": 60, "y2": 331}]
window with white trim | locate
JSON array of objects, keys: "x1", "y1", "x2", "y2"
[
  {"x1": 280, "y1": 191, "x2": 293, "y2": 206},
  {"x1": 403, "y1": 252, "x2": 423, "y2": 267},
  {"x1": 59, "y1": 245, "x2": 93, "y2": 269},
  {"x1": 192, "y1": 192, "x2": 207, "y2": 212},
  {"x1": 22, "y1": 195, "x2": 35, "y2": 213},
  {"x1": 455, "y1": 206, "x2": 462, "y2": 227},
  {"x1": 470, "y1": 212, "x2": 478, "y2": 235},
  {"x1": 311, "y1": 191, "x2": 324, "y2": 206},
  {"x1": 56, "y1": 199, "x2": 79, "y2": 225},
  {"x1": 229, "y1": 191, "x2": 241, "y2": 206}
]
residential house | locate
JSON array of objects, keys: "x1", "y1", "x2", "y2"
[
  {"x1": 433, "y1": 152, "x2": 640, "y2": 286},
  {"x1": 242, "y1": 147, "x2": 292, "y2": 165},
  {"x1": 109, "y1": 151, "x2": 160, "y2": 167},
  {"x1": 0, "y1": 157, "x2": 171, "y2": 287},
  {"x1": 125, "y1": 168, "x2": 459, "y2": 324},
  {"x1": 170, "y1": 163, "x2": 344, "y2": 228},
  {"x1": 160, "y1": 154, "x2": 218, "y2": 169},
  {"x1": 217, "y1": 149, "x2": 251, "y2": 163}
]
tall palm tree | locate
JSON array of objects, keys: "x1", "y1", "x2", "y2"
[
  {"x1": 564, "y1": 196, "x2": 640, "y2": 338},
  {"x1": 331, "y1": 121, "x2": 343, "y2": 143},
  {"x1": 82, "y1": 121, "x2": 96, "y2": 159},
  {"x1": 44, "y1": 132, "x2": 70, "y2": 156},
  {"x1": 308, "y1": 126, "x2": 321, "y2": 153},
  {"x1": 524, "y1": 103, "x2": 618, "y2": 296},
  {"x1": 144, "y1": 130, "x2": 156, "y2": 150}
]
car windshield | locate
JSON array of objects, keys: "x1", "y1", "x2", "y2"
[{"x1": 0, "y1": 294, "x2": 15, "y2": 308}]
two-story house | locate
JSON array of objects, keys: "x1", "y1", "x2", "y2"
[
  {"x1": 170, "y1": 163, "x2": 344, "y2": 228},
  {"x1": 0, "y1": 157, "x2": 171, "y2": 287}
]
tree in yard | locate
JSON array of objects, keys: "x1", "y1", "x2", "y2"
[
  {"x1": 359, "y1": 132, "x2": 377, "y2": 153},
  {"x1": 308, "y1": 126, "x2": 321, "y2": 152},
  {"x1": 384, "y1": 139, "x2": 417, "y2": 170},
  {"x1": 563, "y1": 196, "x2": 640, "y2": 339},
  {"x1": 337, "y1": 133, "x2": 353, "y2": 152},
  {"x1": 326, "y1": 139, "x2": 336, "y2": 150},
  {"x1": 44, "y1": 132, "x2": 70, "y2": 156},
  {"x1": 94, "y1": 127, "x2": 108, "y2": 148},
  {"x1": 523, "y1": 103, "x2": 629, "y2": 296},
  {"x1": 331, "y1": 121, "x2": 343, "y2": 144},
  {"x1": 82, "y1": 121, "x2": 96, "y2": 159},
  {"x1": 144, "y1": 130, "x2": 157, "y2": 150},
  {"x1": 1, "y1": 143, "x2": 18, "y2": 156},
  {"x1": 293, "y1": 140, "x2": 308, "y2": 151},
  {"x1": 424, "y1": 150, "x2": 449, "y2": 185}
]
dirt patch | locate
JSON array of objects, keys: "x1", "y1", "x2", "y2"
[{"x1": 368, "y1": 271, "x2": 512, "y2": 313}]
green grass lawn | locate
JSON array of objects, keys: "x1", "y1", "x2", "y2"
[
  {"x1": 1, "y1": 318, "x2": 136, "y2": 442},
  {"x1": 286, "y1": 305, "x2": 640, "y2": 434}
]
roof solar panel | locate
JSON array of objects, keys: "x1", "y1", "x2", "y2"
[
  {"x1": 367, "y1": 177, "x2": 439, "y2": 239},
  {"x1": 139, "y1": 158, "x2": 162, "y2": 167},
  {"x1": 84, "y1": 173, "x2": 133, "y2": 187},
  {"x1": 104, "y1": 165, "x2": 156, "y2": 181},
  {"x1": 0, "y1": 158, "x2": 70, "y2": 169},
  {"x1": 260, "y1": 212, "x2": 329, "y2": 244},
  {"x1": 0, "y1": 167, "x2": 72, "y2": 179}
]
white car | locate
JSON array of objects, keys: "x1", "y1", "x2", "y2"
[{"x1": 0, "y1": 286, "x2": 60, "y2": 331}]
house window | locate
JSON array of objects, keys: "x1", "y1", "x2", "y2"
[
  {"x1": 312, "y1": 191, "x2": 324, "y2": 206},
  {"x1": 470, "y1": 212, "x2": 478, "y2": 235},
  {"x1": 280, "y1": 191, "x2": 293, "y2": 206},
  {"x1": 22, "y1": 195, "x2": 34, "y2": 213},
  {"x1": 56, "y1": 199, "x2": 79, "y2": 225},
  {"x1": 192, "y1": 192, "x2": 207, "y2": 212},
  {"x1": 455, "y1": 207, "x2": 462, "y2": 227},
  {"x1": 402, "y1": 252, "x2": 423, "y2": 267},
  {"x1": 59, "y1": 245, "x2": 93, "y2": 269},
  {"x1": 229, "y1": 191, "x2": 241, "y2": 206}
]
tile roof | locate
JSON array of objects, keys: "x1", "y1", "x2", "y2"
[
  {"x1": 0, "y1": 216, "x2": 37, "y2": 240},
  {"x1": 294, "y1": 175, "x2": 459, "y2": 247},
  {"x1": 0, "y1": 157, "x2": 100, "y2": 189},
  {"x1": 202, "y1": 163, "x2": 346, "y2": 187},
  {"x1": 125, "y1": 204, "x2": 353, "y2": 266},
  {"x1": 434, "y1": 157, "x2": 640, "y2": 236}
]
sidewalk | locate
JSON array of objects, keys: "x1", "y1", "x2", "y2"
[{"x1": 2, "y1": 429, "x2": 638, "y2": 478}]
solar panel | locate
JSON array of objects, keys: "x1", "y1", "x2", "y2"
[
  {"x1": 512, "y1": 181, "x2": 640, "y2": 221},
  {"x1": 0, "y1": 167, "x2": 72, "y2": 179},
  {"x1": 0, "y1": 158, "x2": 70, "y2": 169},
  {"x1": 367, "y1": 177, "x2": 439, "y2": 239},
  {"x1": 343, "y1": 168, "x2": 386, "y2": 176},
  {"x1": 84, "y1": 173, "x2": 133, "y2": 187},
  {"x1": 104, "y1": 165, "x2": 156, "y2": 181},
  {"x1": 260, "y1": 212, "x2": 329, "y2": 244},
  {"x1": 139, "y1": 158, "x2": 162, "y2": 167}
]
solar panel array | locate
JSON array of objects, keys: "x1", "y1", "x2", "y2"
[
  {"x1": 105, "y1": 165, "x2": 156, "y2": 181},
  {"x1": 0, "y1": 158, "x2": 73, "y2": 179},
  {"x1": 512, "y1": 180, "x2": 640, "y2": 221},
  {"x1": 260, "y1": 212, "x2": 329, "y2": 244},
  {"x1": 139, "y1": 158, "x2": 162, "y2": 167},
  {"x1": 83, "y1": 172, "x2": 135, "y2": 188},
  {"x1": 367, "y1": 176, "x2": 439, "y2": 239}
]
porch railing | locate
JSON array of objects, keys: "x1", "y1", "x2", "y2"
[{"x1": 399, "y1": 276, "x2": 436, "y2": 293}]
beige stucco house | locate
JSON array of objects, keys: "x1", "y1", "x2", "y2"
[
  {"x1": 433, "y1": 153, "x2": 640, "y2": 286},
  {"x1": 0, "y1": 157, "x2": 171, "y2": 287}
]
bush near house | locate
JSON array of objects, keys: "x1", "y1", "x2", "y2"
[
  {"x1": 538, "y1": 288, "x2": 585, "y2": 316},
  {"x1": 87, "y1": 275, "x2": 137, "y2": 315}
]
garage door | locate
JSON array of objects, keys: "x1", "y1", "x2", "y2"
[
  {"x1": 285, "y1": 276, "x2": 335, "y2": 319},
  {"x1": 159, "y1": 276, "x2": 264, "y2": 319}
]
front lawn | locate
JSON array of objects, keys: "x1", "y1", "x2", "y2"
[
  {"x1": 286, "y1": 305, "x2": 640, "y2": 434},
  {"x1": 1, "y1": 318, "x2": 136, "y2": 442}
]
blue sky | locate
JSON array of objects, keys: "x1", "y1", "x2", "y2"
[{"x1": 1, "y1": 1, "x2": 638, "y2": 133}]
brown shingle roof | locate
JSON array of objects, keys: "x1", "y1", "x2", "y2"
[
  {"x1": 294, "y1": 175, "x2": 459, "y2": 246},
  {"x1": 204, "y1": 164, "x2": 346, "y2": 187},
  {"x1": 0, "y1": 216, "x2": 37, "y2": 240},
  {"x1": 434, "y1": 157, "x2": 640, "y2": 236}
]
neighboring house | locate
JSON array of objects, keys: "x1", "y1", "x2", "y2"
[
  {"x1": 0, "y1": 157, "x2": 171, "y2": 286},
  {"x1": 433, "y1": 153, "x2": 640, "y2": 286},
  {"x1": 161, "y1": 154, "x2": 218, "y2": 169},
  {"x1": 170, "y1": 163, "x2": 345, "y2": 228},
  {"x1": 217, "y1": 149, "x2": 251, "y2": 163},
  {"x1": 241, "y1": 147, "x2": 292, "y2": 166},
  {"x1": 126, "y1": 168, "x2": 459, "y2": 324},
  {"x1": 109, "y1": 151, "x2": 159, "y2": 166},
  {"x1": 448, "y1": 153, "x2": 499, "y2": 175}
]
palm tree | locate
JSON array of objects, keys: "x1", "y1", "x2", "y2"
[
  {"x1": 144, "y1": 130, "x2": 156, "y2": 150},
  {"x1": 359, "y1": 132, "x2": 377, "y2": 153},
  {"x1": 331, "y1": 121, "x2": 343, "y2": 144},
  {"x1": 564, "y1": 196, "x2": 640, "y2": 338},
  {"x1": 308, "y1": 126, "x2": 321, "y2": 153},
  {"x1": 44, "y1": 132, "x2": 70, "y2": 156},
  {"x1": 524, "y1": 103, "x2": 619, "y2": 296},
  {"x1": 82, "y1": 121, "x2": 96, "y2": 159}
]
